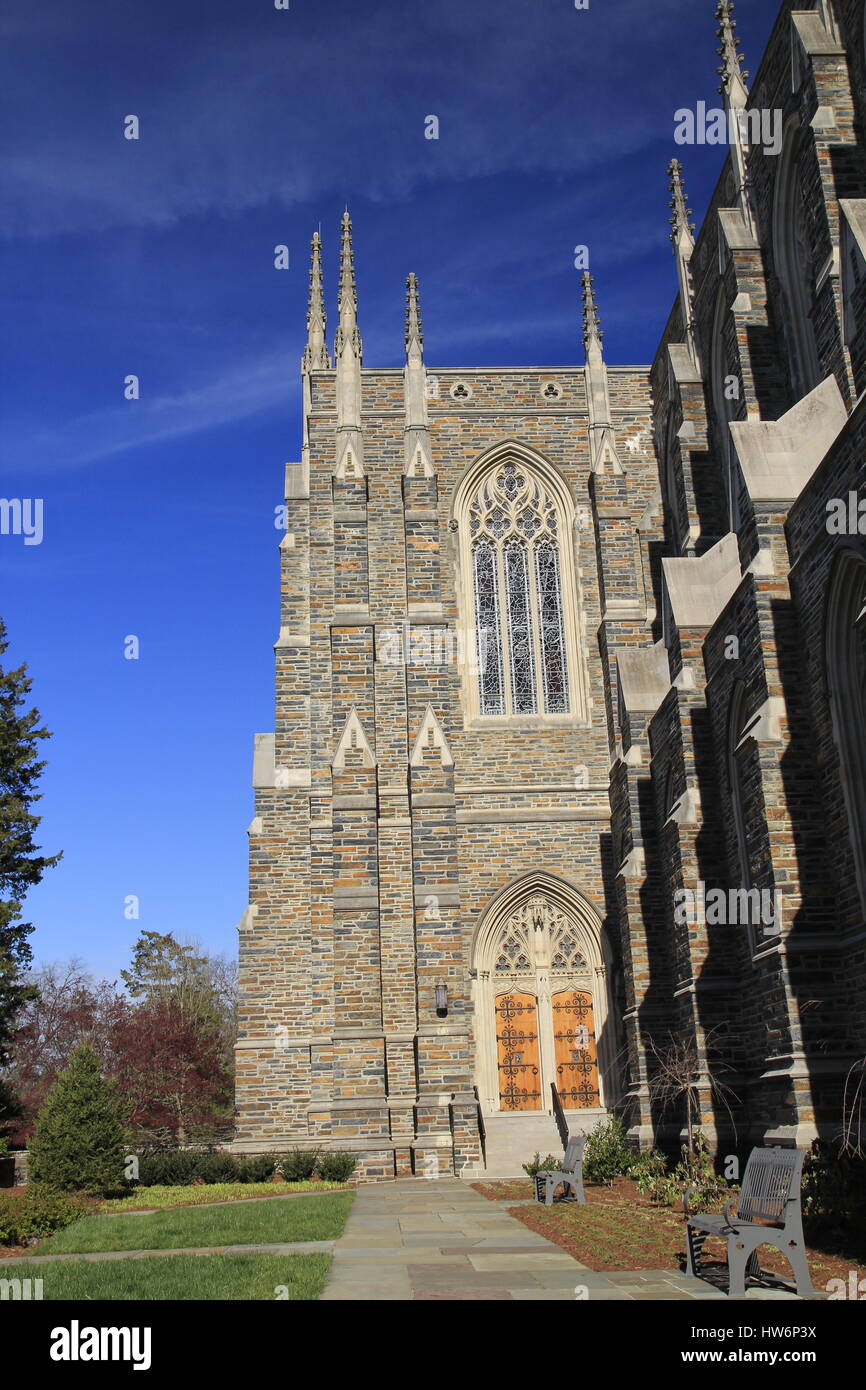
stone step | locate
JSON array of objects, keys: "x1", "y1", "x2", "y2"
[
  {"x1": 464, "y1": 1109, "x2": 608, "y2": 1179},
  {"x1": 473, "y1": 1112, "x2": 564, "y2": 1178}
]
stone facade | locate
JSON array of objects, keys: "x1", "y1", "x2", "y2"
[{"x1": 235, "y1": 0, "x2": 866, "y2": 1174}]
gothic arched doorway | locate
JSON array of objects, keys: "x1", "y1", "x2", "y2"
[{"x1": 471, "y1": 874, "x2": 615, "y2": 1117}]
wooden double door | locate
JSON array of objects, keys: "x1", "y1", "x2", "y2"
[{"x1": 494, "y1": 988, "x2": 600, "y2": 1112}]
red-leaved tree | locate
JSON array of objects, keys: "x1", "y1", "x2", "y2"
[
  {"x1": 3, "y1": 960, "x2": 127, "y2": 1144},
  {"x1": 112, "y1": 995, "x2": 232, "y2": 1142}
]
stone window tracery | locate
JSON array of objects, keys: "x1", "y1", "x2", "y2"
[
  {"x1": 468, "y1": 459, "x2": 570, "y2": 716},
  {"x1": 492, "y1": 895, "x2": 589, "y2": 977}
]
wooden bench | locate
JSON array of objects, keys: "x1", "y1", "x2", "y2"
[
  {"x1": 685, "y1": 1145, "x2": 815, "y2": 1297},
  {"x1": 535, "y1": 1135, "x2": 587, "y2": 1206}
]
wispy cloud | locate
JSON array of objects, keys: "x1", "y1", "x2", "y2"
[
  {"x1": 0, "y1": 0, "x2": 704, "y2": 240},
  {"x1": 2, "y1": 352, "x2": 297, "y2": 471}
]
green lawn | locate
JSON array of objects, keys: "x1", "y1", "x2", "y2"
[
  {"x1": 0, "y1": 1252, "x2": 331, "y2": 1300},
  {"x1": 101, "y1": 1181, "x2": 348, "y2": 1212},
  {"x1": 30, "y1": 1192, "x2": 353, "y2": 1255}
]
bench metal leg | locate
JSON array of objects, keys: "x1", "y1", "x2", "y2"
[
  {"x1": 786, "y1": 1240, "x2": 816, "y2": 1297},
  {"x1": 537, "y1": 1171, "x2": 586, "y2": 1207},
  {"x1": 727, "y1": 1239, "x2": 750, "y2": 1299}
]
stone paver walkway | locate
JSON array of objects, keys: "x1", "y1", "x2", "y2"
[{"x1": 321, "y1": 1179, "x2": 809, "y2": 1302}]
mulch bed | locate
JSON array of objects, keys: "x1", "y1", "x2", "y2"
[{"x1": 472, "y1": 1178, "x2": 866, "y2": 1291}]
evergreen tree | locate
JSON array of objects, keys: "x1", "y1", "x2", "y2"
[
  {"x1": 5, "y1": 960, "x2": 127, "y2": 1142},
  {"x1": 28, "y1": 1043, "x2": 127, "y2": 1194},
  {"x1": 0, "y1": 618, "x2": 60, "y2": 1066}
]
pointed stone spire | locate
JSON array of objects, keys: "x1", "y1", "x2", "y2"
[
  {"x1": 716, "y1": 1, "x2": 756, "y2": 238},
  {"x1": 334, "y1": 211, "x2": 364, "y2": 478},
  {"x1": 668, "y1": 159, "x2": 694, "y2": 254},
  {"x1": 716, "y1": 0, "x2": 748, "y2": 107},
  {"x1": 581, "y1": 271, "x2": 603, "y2": 364},
  {"x1": 404, "y1": 273, "x2": 434, "y2": 478},
  {"x1": 668, "y1": 160, "x2": 700, "y2": 371},
  {"x1": 302, "y1": 230, "x2": 330, "y2": 373},
  {"x1": 335, "y1": 210, "x2": 362, "y2": 363},
  {"x1": 581, "y1": 272, "x2": 622, "y2": 475},
  {"x1": 405, "y1": 272, "x2": 423, "y2": 358}
]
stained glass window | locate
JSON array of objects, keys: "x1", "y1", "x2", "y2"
[
  {"x1": 467, "y1": 460, "x2": 571, "y2": 716},
  {"x1": 535, "y1": 543, "x2": 568, "y2": 713},
  {"x1": 472, "y1": 542, "x2": 504, "y2": 715},
  {"x1": 505, "y1": 542, "x2": 536, "y2": 713}
]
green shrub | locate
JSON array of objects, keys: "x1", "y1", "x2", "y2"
[
  {"x1": 28, "y1": 1045, "x2": 127, "y2": 1196},
  {"x1": 136, "y1": 1150, "x2": 202, "y2": 1187},
  {"x1": 583, "y1": 1116, "x2": 635, "y2": 1183},
  {"x1": 316, "y1": 1152, "x2": 356, "y2": 1183},
  {"x1": 236, "y1": 1154, "x2": 277, "y2": 1183},
  {"x1": 638, "y1": 1132, "x2": 732, "y2": 1212},
  {"x1": 630, "y1": 1149, "x2": 667, "y2": 1186},
  {"x1": 133, "y1": 1149, "x2": 277, "y2": 1187},
  {"x1": 0, "y1": 1187, "x2": 86, "y2": 1245},
  {"x1": 522, "y1": 1152, "x2": 561, "y2": 1179},
  {"x1": 676, "y1": 1132, "x2": 732, "y2": 1213},
  {"x1": 191, "y1": 1152, "x2": 240, "y2": 1185},
  {"x1": 640, "y1": 1173, "x2": 679, "y2": 1207},
  {"x1": 277, "y1": 1149, "x2": 319, "y2": 1182},
  {"x1": 803, "y1": 1140, "x2": 866, "y2": 1238}
]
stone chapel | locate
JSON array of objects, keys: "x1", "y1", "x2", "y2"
[{"x1": 234, "y1": 0, "x2": 866, "y2": 1177}]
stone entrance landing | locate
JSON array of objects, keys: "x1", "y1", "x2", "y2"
[
  {"x1": 321, "y1": 1179, "x2": 806, "y2": 1301},
  {"x1": 322, "y1": 1178, "x2": 582, "y2": 1301}
]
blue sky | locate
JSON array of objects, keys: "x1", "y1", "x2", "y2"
[{"x1": 0, "y1": 0, "x2": 782, "y2": 981}]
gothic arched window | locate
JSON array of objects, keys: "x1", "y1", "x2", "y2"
[
  {"x1": 773, "y1": 118, "x2": 821, "y2": 400},
  {"x1": 662, "y1": 404, "x2": 688, "y2": 554},
  {"x1": 826, "y1": 548, "x2": 866, "y2": 913},
  {"x1": 456, "y1": 447, "x2": 584, "y2": 720},
  {"x1": 727, "y1": 681, "x2": 752, "y2": 890},
  {"x1": 711, "y1": 286, "x2": 741, "y2": 532}
]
